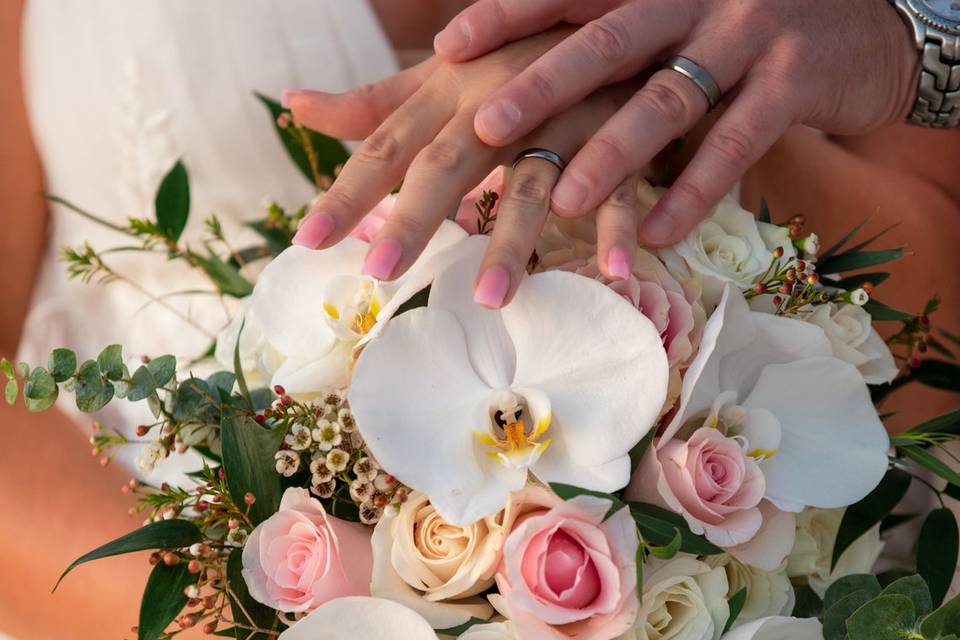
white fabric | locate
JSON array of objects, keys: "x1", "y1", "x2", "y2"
[{"x1": 18, "y1": 0, "x2": 398, "y2": 479}]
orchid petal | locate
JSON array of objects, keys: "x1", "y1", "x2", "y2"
[
  {"x1": 719, "y1": 615, "x2": 822, "y2": 640},
  {"x1": 277, "y1": 596, "x2": 438, "y2": 640},
  {"x1": 743, "y1": 358, "x2": 889, "y2": 511},
  {"x1": 269, "y1": 341, "x2": 355, "y2": 398},
  {"x1": 503, "y1": 270, "x2": 669, "y2": 466}
]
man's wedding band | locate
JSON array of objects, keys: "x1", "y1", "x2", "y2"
[
  {"x1": 663, "y1": 55, "x2": 722, "y2": 111},
  {"x1": 512, "y1": 148, "x2": 566, "y2": 172}
]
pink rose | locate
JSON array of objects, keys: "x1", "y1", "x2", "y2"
[
  {"x1": 495, "y1": 495, "x2": 638, "y2": 640},
  {"x1": 627, "y1": 429, "x2": 766, "y2": 548},
  {"x1": 242, "y1": 487, "x2": 373, "y2": 612}
]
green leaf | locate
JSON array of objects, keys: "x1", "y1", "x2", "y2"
[
  {"x1": 233, "y1": 319, "x2": 252, "y2": 412},
  {"x1": 155, "y1": 161, "x2": 190, "y2": 241},
  {"x1": 906, "y1": 408, "x2": 960, "y2": 437},
  {"x1": 824, "y1": 574, "x2": 881, "y2": 611},
  {"x1": 635, "y1": 533, "x2": 644, "y2": 603},
  {"x1": 899, "y1": 445, "x2": 960, "y2": 486},
  {"x1": 549, "y1": 483, "x2": 626, "y2": 521},
  {"x1": 831, "y1": 272, "x2": 890, "y2": 292},
  {"x1": 832, "y1": 468, "x2": 911, "y2": 570},
  {"x1": 722, "y1": 587, "x2": 747, "y2": 634},
  {"x1": 629, "y1": 428, "x2": 656, "y2": 474},
  {"x1": 128, "y1": 365, "x2": 159, "y2": 402},
  {"x1": 76, "y1": 378, "x2": 114, "y2": 412},
  {"x1": 24, "y1": 367, "x2": 58, "y2": 411},
  {"x1": 844, "y1": 594, "x2": 916, "y2": 640},
  {"x1": 434, "y1": 618, "x2": 490, "y2": 636},
  {"x1": 147, "y1": 355, "x2": 177, "y2": 387},
  {"x1": 247, "y1": 220, "x2": 292, "y2": 256},
  {"x1": 16, "y1": 362, "x2": 29, "y2": 378},
  {"x1": 823, "y1": 590, "x2": 876, "y2": 640},
  {"x1": 817, "y1": 248, "x2": 906, "y2": 275},
  {"x1": 97, "y1": 344, "x2": 124, "y2": 381},
  {"x1": 921, "y1": 590, "x2": 960, "y2": 638},
  {"x1": 880, "y1": 512, "x2": 918, "y2": 534},
  {"x1": 54, "y1": 519, "x2": 202, "y2": 591},
  {"x1": 225, "y1": 549, "x2": 277, "y2": 639},
  {"x1": 206, "y1": 371, "x2": 236, "y2": 394},
  {"x1": 4, "y1": 379, "x2": 17, "y2": 405},
  {"x1": 645, "y1": 527, "x2": 682, "y2": 560},
  {"x1": 880, "y1": 575, "x2": 932, "y2": 618},
  {"x1": 910, "y1": 359, "x2": 960, "y2": 392},
  {"x1": 757, "y1": 198, "x2": 771, "y2": 223},
  {"x1": 917, "y1": 508, "x2": 959, "y2": 607},
  {"x1": 192, "y1": 251, "x2": 254, "y2": 298},
  {"x1": 394, "y1": 285, "x2": 431, "y2": 317},
  {"x1": 819, "y1": 213, "x2": 875, "y2": 261},
  {"x1": 250, "y1": 388, "x2": 274, "y2": 413},
  {"x1": 172, "y1": 377, "x2": 218, "y2": 422},
  {"x1": 137, "y1": 563, "x2": 194, "y2": 640},
  {"x1": 255, "y1": 92, "x2": 350, "y2": 185},
  {"x1": 47, "y1": 348, "x2": 77, "y2": 382},
  {"x1": 221, "y1": 416, "x2": 285, "y2": 525},
  {"x1": 791, "y1": 584, "x2": 823, "y2": 618},
  {"x1": 863, "y1": 299, "x2": 916, "y2": 322},
  {"x1": 629, "y1": 502, "x2": 723, "y2": 555},
  {"x1": 0, "y1": 357, "x2": 14, "y2": 379}
]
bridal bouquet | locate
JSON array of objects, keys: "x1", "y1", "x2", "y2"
[{"x1": 9, "y1": 96, "x2": 960, "y2": 640}]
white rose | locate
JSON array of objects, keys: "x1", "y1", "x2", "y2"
[
  {"x1": 705, "y1": 555, "x2": 794, "y2": 626},
  {"x1": 371, "y1": 487, "x2": 556, "y2": 629},
  {"x1": 662, "y1": 195, "x2": 794, "y2": 309},
  {"x1": 279, "y1": 596, "x2": 438, "y2": 640},
  {"x1": 786, "y1": 507, "x2": 884, "y2": 597},
  {"x1": 619, "y1": 556, "x2": 730, "y2": 640},
  {"x1": 805, "y1": 303, "x2": 898, "y2": 384},
  {"x1": 456, "y1": 621, "x2": 516, "y2": 639},
  {"x1": 720, "y1": 616, "x2": 822, "y2": 640},
  {"x1": 135, "y1": 442, "x2": 168, "y2": 475},
  {"x1": 214, "y1": 297, "x2": 284, "y2": 387}
]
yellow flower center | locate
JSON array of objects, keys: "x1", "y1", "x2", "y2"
[{"x1": 475, "y1": 400, "x2": 552, "y2": 470}]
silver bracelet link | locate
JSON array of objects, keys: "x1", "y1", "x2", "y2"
[{"x1": 912, "y1": 31, "x2": 960, "y2": 127}]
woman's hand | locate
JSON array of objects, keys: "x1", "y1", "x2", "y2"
[
  {"x1": 285, "y1": 29, "x2": 649, "y2": 308},
  {"x1": 431, "y1": 0, "x2": 921, "y2": 246}
]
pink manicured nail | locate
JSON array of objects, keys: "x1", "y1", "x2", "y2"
[
  {"x1": 474, "y1": 266, "x2": 510, "y2": 308},
  {"x1": 433, "y1": 18, "x2": 471, "y2": 57},
  {"x1": 476, "y1": 100, "x2": 522, "y2": 142},
  {"x1": 362, "y1": 239, "x2": 403, "y2": 280},
  {"x1": 607, "y1": 246, "x2": 631, "y2": 280},
  {"x1": 640, "y1": 211, "x2": 677, "y2": 245},
  {"x1": 292, "y1": 213, "x2": 335, "y2": 248}
]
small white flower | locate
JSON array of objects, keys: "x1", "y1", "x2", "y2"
[
  {"x1": 309, "y1": 454, "x2": 335, "y2": 482},
  {"x1": 349, "y1": 480, "x2": 374, "y2": 503},
  {"x1": 135, "y1": 442, "x2": 168, "y2": 475},
  {"x1": 311, "y1": 419, "x2": 342, "y2": 451},
  {"x1": 189, "y1": 543, "x2": 203, "y2": 557},
  {"x1": 373, "y1": 472, "x2": 395, "y2": 492},
  {"x1": 359, "y1": 501, "x2": 384, "y2": 525},
  {"x1": 226, "y1": 527, "x2": 248, "y2": 548},
  {"x1": 274, "y1": 450, "x2": 301, "y2": 477},
  {"x1": 353, "y1": 457, "x2": 379, "y2": 483},
  {"x1": 185, "y1": 584, "x2": 200, "y2": 599},
  {"x1": 284, "y1": 423, "x2": 313, "y2": 451},
  {"x1": 325, "y1": 448, "x2": 349, "y2": 473},
  {"x1": 337, "y1": 407, "x2": 356, "y2": 433},
  {"x1": 802, "y1": 233, "x2": 820, "y2": 257},
  {"x1": 311, "y1": 479, "x2": 337, "y2": 499},
  {"x1": 320, "y1": 389, "x2": 345, "y2": 413},
  {"x1": 849, "y1": 288, "x2": 869, "y2": 306}
]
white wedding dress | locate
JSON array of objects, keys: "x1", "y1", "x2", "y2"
[{"x1": 18, "y1": 0, "x2": 398, "y2": 482}]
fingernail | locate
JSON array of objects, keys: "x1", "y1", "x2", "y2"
[
  {"x1": 607, "y1": 246, "x2": 631, "y2": 280},
  {"x1": 640, "y1": 211, "x2": 677, "y2": 245},
  {"x1": 434, "y1": 18, "x2": 472, "y2": 56},
  {"x1": 292, "y1": 213, "x2": 335, "y2": 248},
  {"x1": 281, "y1": 89, "x2": 305, "y2": 109},
  {"x1": 552, "y1": 175, "x2": 589, "y2": 214},
  {"x1": 476, "y1": 100, "x2": 522, "y2": 142},
  {"x1": 474, "y1": 266, "x2": 511, "y2": 308},
  {"x1": 362, "y1": 239, "x2": 403, "y2": 280}
]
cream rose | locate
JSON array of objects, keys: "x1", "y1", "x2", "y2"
[
  {"x1": 371, "y1": 486, "x2": 558, "y2": 629},
  {"x1": 805, "y1": 303, "x2": 898, "y2": 384},
  {"x1": 786, "y1": 507, "x2": 884, "y2": 597},
  {"x1": 618, "y1": 556, "x2": 729, "y2": 640},
  {"x1": 704, "y1": 555, "x2": 793, "y2": 626}
]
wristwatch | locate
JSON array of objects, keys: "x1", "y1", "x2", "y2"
[{"x1": 889, "y1": 0, "x2": 960, "y2": 127}]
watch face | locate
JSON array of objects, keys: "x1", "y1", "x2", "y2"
[{"x1": 919, "y1": 0, "x2": 960, "y2": 21}]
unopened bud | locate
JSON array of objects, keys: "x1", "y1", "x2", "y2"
[
  {"x1": 244, "y1": 492, "x2": 256, "y2": 505},
  {"x1": 162, "y1": 552, "x2": 180, "y2": 566},
  {"x1": 772, "y1": 246, "x2": 784, "y2": 259},
  {"x1": 273, "y1": 384, "x2": 286, "y2": 396},
  {"x1": 136, "y1": 425, "x2": 149, "y2": 437},
  {"x1": 188, "y1": 559, "x2": 203, "y2": 574},
  {"x1": 752, "y1": 283, "x2": 768, "y2": 295}
]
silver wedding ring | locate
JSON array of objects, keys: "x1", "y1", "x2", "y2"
[
  {"x1": 512, "y1": 148, "x2": 567, "y2": 172},
  {"x1": 663, "y1": 55, "x2": 722, "y2": 111}
]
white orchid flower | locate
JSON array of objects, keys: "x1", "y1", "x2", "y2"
[
  {"x1": 349, "y1": 236, "x2": 669, "y2": 525},
  {"x1": 251, "y1": 221, "x2": 466, "y2": 397},
  {"x1": 720, "y1": 616, "x2": 822, "y2": 640},
  {"x1": 278, "y1": 596, "x2": 438, "y2": 640},
  {"x1": 660, "y1": 285, "x2": 889, "y2": 513}
]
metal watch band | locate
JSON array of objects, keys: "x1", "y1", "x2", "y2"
[{"x1": 891, "y1": 0, "x2": 960, "y2": 128}]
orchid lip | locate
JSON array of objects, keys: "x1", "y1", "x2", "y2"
[{"x1": 474, "y1": 391, "x2": 552, "y2": 470}]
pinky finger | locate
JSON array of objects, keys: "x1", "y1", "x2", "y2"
[
  {"x1": 639, "y1": 80, "x2": 794, "y2": 247},
  {"x1": 596, "y1": 174, "x2": 642, "y2": 280}
]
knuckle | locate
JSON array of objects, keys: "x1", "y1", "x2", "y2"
[
  {"x1": 490, "y1": 234, "x2": 532, "y2": 266},
  {"x1": 417, "y1": 140, "x2": 467, "y2": 173},
  {"x1": 605, "y1": 181, "x2": 639, "y2": 209},
  {"x1": 385, "y1": 213, "x2": 430, "y2": 242},
  {"x1": 523, "y1": 68, "x2": 558, "y2": 106},
  {"x1": 504, "y1": 172, "x2": 551, "y2": 207},
  {"x1": 580, "y1": 17, "x2": 631, "y2": 64},
  {"x1": 704, "y1": 125, "x2": 755, "y2": 168},
  {"x1": 355, "y1": 129, "x2": 402, "y2": 165},
  {"x1": 320, "y1": 187, "x2": 360, "y2": 215},
  {"x1": 636, "y1": 80, "x2": 697, "y2": 126},
  {"x1": 587, "y1": 134, "x2": 630, "y2": 168},
  {"x1": 671, "y1": 180, "x2": 710, "y2": 211}
]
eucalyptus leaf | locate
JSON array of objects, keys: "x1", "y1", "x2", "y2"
[
  {"x1": 155, "y1": 161, "x2": 190, "y2": 241},
  {"x1": 832, "y1": 468, "x2": 911, "y2": 570},
  {"x1": 917, "y1": 508, "x2": 959, "y2": 607},
  {"x1": 722, "y1": 588, "x2": 747, "y2": 634},
  {"x1": 550, "y1": 483, "x2": 626, "y2": 521},
  {"x1": 921, "y1": 590, "x2": 960, "y2": 638},
  {"x1": 137, "y1": 563, "x2": 193, "y2": 640},
  {"x1": 880, "y1": 575, "x2": 932, "y2": 618},
  {"x1": 629, "y1": 502, "x2": 723, "y2": 555},
  {"x1": 172, "y1": 377, "x2": 218, "y2": 422},
  {"x1": 73, "y1": 359, "x2": 105, "y2": 408},
  {"x1": 54, "y1": 519, "x2": 202, "y2": 591},
  {"x1": 47, "y1": 349, "x2": 77, "y2": 382},
  {"x1": 24, "y1": 367, "x2": 58, "y2": 412},
  {"x1": 0, "y1": 358, "x2": 13, "y2": 379},
  {"x1": 823, "y1": 590, "x2": 876, "y2": 640},
  {"x1": 4, "y1": 379, "x2": 18, "y2": 406},
  {"x1": 844, "y1": 594, "x2": 916, "y2": 640},
  {"x1": 824, "y1": 574, "x2": 881, "y2": 611},
  {"x1": 128, "y1": 366, "x2": 159, "y2": 402},
  {"x1": 221, "y1": 416, "x2": 285, "y2": 525},
  {"x1": 206, "y1": 371, "x2": 237, "y2": 394},
  {"x1": 147, "y1": 355, "x2": 177, "y2": 387},
  {"x1": 96, "y1": 344, "x2": 124, "y2": 381},
  {"x1": 76, "y1": 380, "x2": 114, "y2": 412}
]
